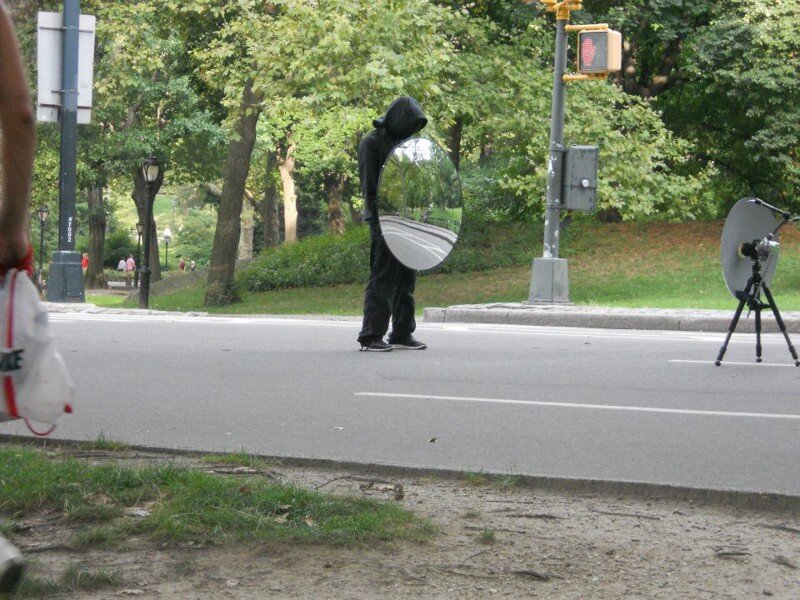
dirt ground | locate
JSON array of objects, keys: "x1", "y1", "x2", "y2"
[{"x1": 7, "y1": 448, "x2": 800, "y2": 599}]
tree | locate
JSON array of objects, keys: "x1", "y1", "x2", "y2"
[
  {"x1": 205, "y1": 81, "x2": 263, "y2": 305},
  {"x1": 660, "y1": 0, "x2": 800, "y2": 208}
]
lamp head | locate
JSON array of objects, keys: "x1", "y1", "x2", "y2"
[
  {"x1": 37, "y1": 206, "x2": 49, "y2": 222},
  {"x1": 141, "y1": 157, "x2": 160, "y2": 183}
]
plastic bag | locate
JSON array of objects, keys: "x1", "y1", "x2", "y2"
[{"x1": 0, "y1": 269, "x2": 74, "y2": 434}]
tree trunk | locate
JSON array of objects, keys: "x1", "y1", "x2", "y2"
[
  {"x1": 262, "y1": 152, "x2": 280, "y2": 248},
  {"x1": 238, "y1": 198, "x2": 254, "y2": 260},
  {"x1": 204, "y1": 80, "x2": 263, "y2": 306},
  {"x1": 448, "y1": 117, "x2": 463, "y2": 171},
  {"x1": 132, "y1": 169, "x2": 164, "y2": 282},
  {"x1": 84, "y1": 183, "x2": 108, "y2": 289},
  {"x1": 325, "y1": 173, "x2": 346, "y2": 235},
  {"x1": 278, "y1": 140, "x2": 297, "y2": 243}
]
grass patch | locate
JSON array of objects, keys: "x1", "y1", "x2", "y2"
[
  {"x1": 78, "y1": 433, "x2": 129, "y2": 452},
  {"x1": 0, "y1": 445, "x2": 432, "y2": 548},
  {"x1": 12, "y1": 562, "x2": 121, "y2": 598},
  {"x1": 201, "y1": 450, "x2": 275, "y2": 469},
  {"x1": 463, "y1": 472, "x2": 487, "y2": 488},
  {"x1": 494, "y1": 475, "x2": 521, "y2": 490},
  {"x1": 61, "y1": 565, "x2": 121, "y2": 593},
  {"x1": 11, "y1": 573, "x2": 62, "y2": 599},
  {"x1": 477, "y1": 529, "x2": 496, "y2": 544},
  {"x1": 117, "y1": 220, "x2": 800, "y2": 314},
  {"x1": 85, "y1": 294, "x2": 127, "y2": 308}
]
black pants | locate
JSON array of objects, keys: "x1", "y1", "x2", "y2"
[{"x1": 357, "y1": 221, "x2": 416, "y2": 345}]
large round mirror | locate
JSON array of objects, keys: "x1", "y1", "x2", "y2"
[
  {"x1": 377, "y1": 137, "x2": 462, "y2": 271},
  {"x1": 720, "y1": 198, "x2": 781, "y2": 299}
]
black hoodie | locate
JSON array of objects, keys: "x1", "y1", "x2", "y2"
[{"x1": 358, "y1": 96, "x2": 428, "y2": 222}]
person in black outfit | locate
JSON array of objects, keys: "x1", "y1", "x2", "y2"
[{"x1": 357, "y1": 97, "x2": 428, "y2": 352}]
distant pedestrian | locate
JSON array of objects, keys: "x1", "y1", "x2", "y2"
[
  {"x1": 190, "y1": 260, "x2": 196, "y2": 272},
  {"x1": 178, "y1": 257, "x2": 185, "y2": 271},
  {"x1": 117, "y1": 258, "x2": 125, "y2": 272},
  {"x1": 81, "y1": 253, "x2": 88, "y2": 275},
  {"x1": 124, "y1": 255, "x2": 136, "y2": 288}
]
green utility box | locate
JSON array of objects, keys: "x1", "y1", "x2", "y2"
[{"x1": 562, "y1": 145, "x2": 598, "y2": 212}]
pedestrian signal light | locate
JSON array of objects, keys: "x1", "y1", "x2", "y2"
[{"x1": 578, "y1": 30, "x2": 622, "y2": 74}]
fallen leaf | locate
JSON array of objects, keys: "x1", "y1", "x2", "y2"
[
  {"x1": 304, "y1": 516, "x2": 317, "y2": 528},
  {"x1": 429, "y1": 437, "x2": 437, "y2": 443},
  {"x1": 225, "y1": 579, "x2": 239, "y2": 587},
  {"x1": 118, "y1": 590, "x2": 145, "y2": 596},
  {"x1": 124, "y1": 507, "x2": 151, "y2": 518}
]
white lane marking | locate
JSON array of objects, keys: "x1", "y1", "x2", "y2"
[
  {"x1": 670, "y1": 359, "x2": 798, "y2": 368},
  {"x1": 355, "y1": 392, "x2": 800, "y2": 421}
]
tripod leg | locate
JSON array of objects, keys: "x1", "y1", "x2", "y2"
[
  {"x1": 762, "y1": 285, "x2": 800, "y2": 367},
  {"x1": 716, "y1": 279, "x2": 754, "y2": 366},
  {"x1": 754, "y1": 298, "x2": 763, "y2": 363}
]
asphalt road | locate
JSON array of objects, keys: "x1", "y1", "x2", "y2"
[{"x1": 5, "y1": 313, "x2": 800, "y2": 495}]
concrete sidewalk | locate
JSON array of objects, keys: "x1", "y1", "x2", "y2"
[
  {"x1": 423, "y1": 302, "x2": 800, "y2": 334},
  {"x1": 46, "y1": 299, "x2": 800, "y2": 334}
]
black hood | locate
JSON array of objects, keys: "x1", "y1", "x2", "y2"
[{"x1": 372, "y1": 96, "x2": 427, "y2": 141}]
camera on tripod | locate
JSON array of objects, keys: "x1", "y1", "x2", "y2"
[
  {"x1": 716, "y1": 197, "x2": 799, "y2": 366},
  {"x1": 739, "y1": 234, "x2": 779, "y2": 262}
]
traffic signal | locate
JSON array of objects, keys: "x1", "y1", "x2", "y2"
[{"x1": 577, "y1": 30, "x2": 622, "y2": 74}]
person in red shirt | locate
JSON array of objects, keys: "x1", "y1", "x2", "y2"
[{"x1": 81, "y1": 253, "x2": 88, "y2": 274}]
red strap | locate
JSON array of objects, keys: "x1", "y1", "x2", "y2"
[
  {"x1": 24, "y1": 418, "x2": 56, "y2": 437},
  {"x1": 3, "y1": 270, "x2": 19, "y2": 418}
]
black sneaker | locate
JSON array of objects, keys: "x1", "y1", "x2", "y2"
[
  {"x1": 389, "y1": 336, "x2": 427, "y2": 350},
  {"x1": 359, "y1": 340, "x2": 393, "y2": 352}
]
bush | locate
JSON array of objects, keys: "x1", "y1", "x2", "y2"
[
  {"x1": 239, "y1": 220, "x2": 538, "y2": 292},
  {"x1": 171, "y1": 209, "x2": 216, "y2": 268},
  {"x1": 240, "y1": 227, "x2": 370, "y2": 292},
  {"x1": 104, "y1": 230, "x2": 136, "y2": 269}
]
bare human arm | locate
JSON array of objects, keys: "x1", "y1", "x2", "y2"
[{"x1": 0, "y1": 2, "x2": 36, "y2": 271}]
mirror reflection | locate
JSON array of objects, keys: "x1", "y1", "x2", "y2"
[{"x1": 377, "y1": 138, "x2": 463, "y2": 271}]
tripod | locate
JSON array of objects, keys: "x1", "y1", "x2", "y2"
[{"x1": 715, "y1": 254, "x2": 800, "y2": 366}]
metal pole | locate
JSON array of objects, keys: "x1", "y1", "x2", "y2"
[
  {"x1": 529, "y1": 12, "x2": 571, "y2": 303},
  {"x1": 139, "y1": 184, "x2": 154, "y2": 309},
  {"x1": 135, "y1": 232, "x2": 141, "y2": 289},
  {"x1": 46, "y1": 0, "x2": 84, "y2": 302},
  {"x1": 38, "y1": 219, "x2": 45, "y2": 283}
]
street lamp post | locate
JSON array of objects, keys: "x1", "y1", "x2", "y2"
[
  {"x1": 135, "y1": 222, "x2": 143, "y2": 289},
  {"x1": 163, "y1": 226, "x2": 172, "y2": 271},
  {"x1": 36, "y1": 207, "x2": 49, "y2": 285},
  {"x1": 139, "y1": 158, "x2": 160, "y2": 309}
]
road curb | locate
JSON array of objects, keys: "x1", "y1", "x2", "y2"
[
  {"x1": 423, "y1": 303, "x2": 800, "y2": 334},
  {"x1": 3, "y1": 435, "x2": 797, "y2": 514}
]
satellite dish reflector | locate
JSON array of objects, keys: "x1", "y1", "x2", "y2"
[
  {"x1": 377, "y1": 138, "x2": 462, "y2": 271},
  {"x1": 720, "y1": 198, "x2": 782, "y2": 299}
]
